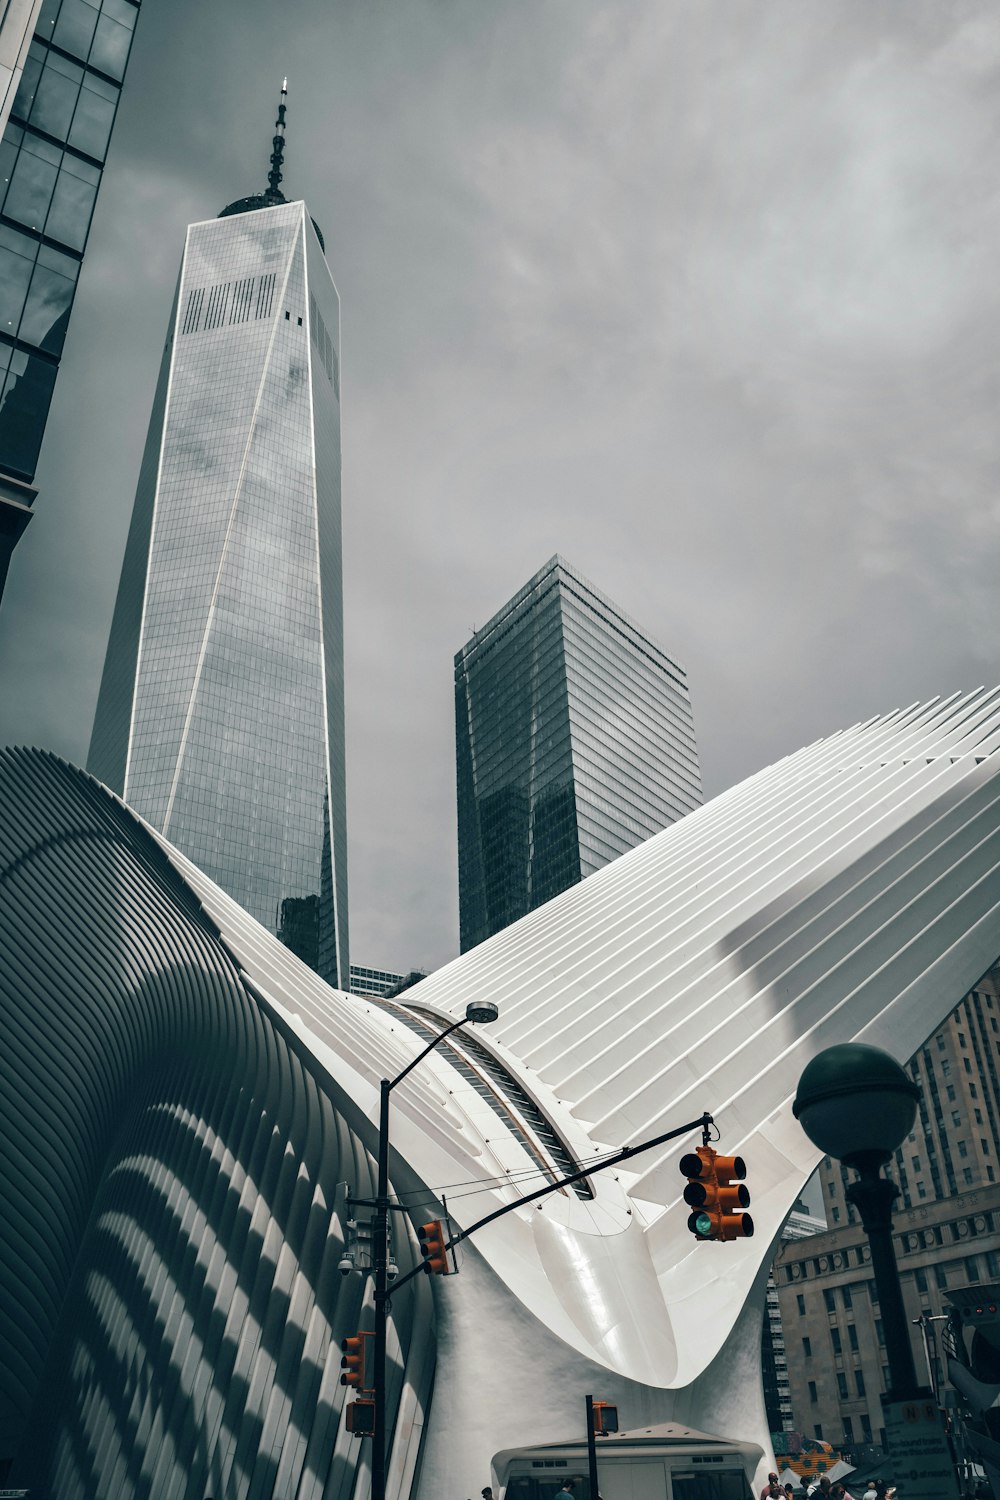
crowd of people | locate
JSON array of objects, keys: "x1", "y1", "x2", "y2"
[{"x1": 759, "y1": 1472, "x2": 895, "y2": 1499}]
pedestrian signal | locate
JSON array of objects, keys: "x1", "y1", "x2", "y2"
[
  {"x1": 345, "y1": 1397, "x2": 375, "y2": 1435},
  {"x1": 591, "y1": 1400, "x2": 619, "y2": 1434},
  {"x1": 340, "y1": 1332, "x2": 371, "y2": 1390},
  {"x1": 680, "y1": 1146, "x2": 753, "y2": 1241},
  {"x1": 418, "y1": 1219, "x2": 449, "y2": 1274}
]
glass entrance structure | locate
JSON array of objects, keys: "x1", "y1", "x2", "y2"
[{"x1": 89, "y1": 187, "x2": 348, "y2": 985}]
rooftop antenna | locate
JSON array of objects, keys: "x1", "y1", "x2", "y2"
[{"x1": 265, "y1": 78, "x2": 288, "y2": 205}]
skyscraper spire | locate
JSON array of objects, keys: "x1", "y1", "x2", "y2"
[{"x1": 264, "y1": 78, "x2": 288, "y2": 206}]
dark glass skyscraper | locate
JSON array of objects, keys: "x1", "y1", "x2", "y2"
[
  {"x1": 455, "y1": 555, "x2": 702, "y2": 951},
  {"x1": 0, "y1": 0, "x2": 139, "y2": 598},
  {"x1": 89, "y1": 93, "x2": 349, "y2": 986}
]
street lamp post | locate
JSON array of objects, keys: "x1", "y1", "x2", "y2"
[
  {"x1": 370, "y1": 1000, "x2": 499, "y2": 1500},
  {"x1": 792, "y1": 1042, "x2": 923, "y2": 1400}
]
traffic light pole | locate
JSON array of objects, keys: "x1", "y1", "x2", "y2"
[
  {"x1": 371, "y1": 1014, "x2": 474, "y2": 1500},
  {"x1": 369, "y1": 1015, "x2": 713, "y2": 1500},
  {"x1": 585, "y1": 1395, "x2": 600, "y2": 1500},
  {"x1": 387, "y1": 1110, "x2": 715, "y2": 1299}
]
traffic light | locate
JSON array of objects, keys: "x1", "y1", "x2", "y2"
[
  {"x1": 418, "y1": 1219, "x2": 450, "y2": 1274},
  {"x1": 340, "y1": 1332, "x2": 371, "y2": 1390},
  {"x1": 345, "y1": 1397, "x2": 375, "y2": 1436},
  {"x1": 591, "y1": 1400, "x2": 619, "y2": 1434},
  {"x1": 680, "y1": 1146, "x2": 753, "y2": 1241}
]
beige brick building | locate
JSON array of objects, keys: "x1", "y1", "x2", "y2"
[{"x1": 775, "y1": 964, "x2": 1000, "y2": 1456}]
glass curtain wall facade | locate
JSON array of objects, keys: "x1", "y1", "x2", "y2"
[
  {"x1": 89, "y1": 197, "x2": 349, "y2": 987},
  {"x1": 0, "y1": 0, "x2": 138, "y2": 594},
  {"x1": 455, "y1": 554, "x2": 702, "y2": 952}
]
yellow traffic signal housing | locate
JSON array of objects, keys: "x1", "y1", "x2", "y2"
[
  {"x1": 680, "y1": 1146, "x2": 753, "y2": 1241},
  {"x1": 345, "y1": 1397, "x2": 375, "y2": 1436},
  {"x1": 340, "y1": 1332, "x2": 372, "y2": 1390},
  {"x1": 417, "y1": 1219, "x2": 450, "y2": 1274}
]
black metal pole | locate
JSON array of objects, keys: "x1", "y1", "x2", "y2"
[
  {"x1": 585, "y1": 1395, "x2": 600, "y2": 1500},
  {"x1": 845, "y1": 1155, "x2": 921, "y2": 1400},
  {"x1": 372, "y1": 1078, "x2": 391, "y2": 1500}
]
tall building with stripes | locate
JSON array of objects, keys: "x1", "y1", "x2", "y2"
[
  {"x1": 455, "y1": 555, "x2": 702, "y2": 951},
  {"x1": 88, "y1": 89, "x2": 349, "y2": 986}
]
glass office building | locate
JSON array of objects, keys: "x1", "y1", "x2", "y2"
[
  {"x1": 89, "y1": 178, "x2": 349, "y2": 986},
  {"x1": 455, "y1": 555, "x2": 702, "y2": 951},
  {"x1": 0, "y1": 0, "x2": 139, "y2": 597}
]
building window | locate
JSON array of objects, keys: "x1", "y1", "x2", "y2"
[
  {"x1": 803, "y1": 1337, "x2": 812, "y2": 1357},
  {"x1": 935, "y1": 1264, "x2": 948, "y2": 1289},
  {"x1": 947, "y1": 1085, "x2": 957, "y2": 1102},
  {"x1": 876, "y1": 1320, "x2": 885, "y2": 1346},
  {"x1": 797, "y1": 1293, "x2": 806, "y2": 1316},
  {"x1": 959, "y1": 1032, "x2": 967, "y2": 1047},
  {"x1": 809, "y1": 1381, "x2": 818, "y2": 1403},
  {"x1": 967, "y1": 1256, "x2": 980, "y2": 1283},
  {"x1": 843, "y1": 1286, "x2": 853, "y2": 1310},
  {"x1": 989, "y1": 1167, "x2": 996, "y2": 1182},
  {"x1": 824, "y1": 1289, "x2": 836, "y2": 1314},
  {"x1": 861, "y1": 1414, "x2": 873, "y2": 1442},
  {"x1": 959, "y1": 1140, "x2": 969, "y2": 1158},
  {"x1": 917, "y1": 1181, "x2": 927, "y2": 1198},
  {"x1": 976, "y1": 1109, "x2": 984, "y2": 1124},
  {"x1": 912, "y1": 1156, "x2": 921, "y2": 1171},
  {"x1": 971, "y1": 1084, "x2": 979, "y2": 1098},
  {"x1": 815, "y1": 1425, "x2": 823, "y2": 1440},
  {"x1": 915, "y1": 1268, "x2": 928, "y2": 1294},
  {"x1": 848, "y1": 1324, "x2": 859, "y2": 1351},
  {"x1": 953, "y1": 1111, "x2": 962, "y2": 1126},
  {"x1": 983, "y1": 1140, "x2": 991, "y2": 1155},
  {"x1": 987, "y1": 1252, "x2": 1000, "y2": 1279},
  {"x1": 837, "y1": 1372, "x2": 849, "y2": 1399},
  {"x1": 842, "y1": 1416, "x2": 854, "y2": 1443},
  {"x1": 964, "y1": 1168, "x2": 974, "y2": 1185},
  {"x1": 831, "y1": 1328, "x2": 842, "y2": 1355},
  {"x1": 942, "y1": 1060, "x2": 951, "y2": 1076},
  {"x1": 937, "y1": 1035, "x2": 946, "y2": 1050},
  {"x1": 832, "y1": 1206, "x2": 841, "y2": 1223},
  {"x1": 855, "y1": 1369, "x2": 866, "y2": 1397},
  {"x1": 965, "y1": 1057, "x2": 973, "y2": 1073}
]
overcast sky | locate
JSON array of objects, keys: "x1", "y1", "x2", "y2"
[{"x1": 0, "y1": 0, "x2": 997, "y2": 974}]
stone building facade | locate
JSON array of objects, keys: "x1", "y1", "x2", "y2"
[{"x1": 775, "y1": 964, "x2": 1000, "y2": 1457}]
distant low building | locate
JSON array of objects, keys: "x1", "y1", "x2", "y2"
[{"x1": 349, "y1": 964, "x2": 427, "y2": 999}]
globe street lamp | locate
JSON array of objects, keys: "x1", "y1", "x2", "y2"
[
  {"x1": 371, "y1": 1000, "x2": 499, "y2": 1500},
  {"x1": 793, "y1": 1042, "x2": 923, "y2": 1399}
]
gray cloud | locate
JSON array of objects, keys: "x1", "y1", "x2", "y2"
[{"x1": 0, "y1": 0, "x2": 997, "y2": 973}]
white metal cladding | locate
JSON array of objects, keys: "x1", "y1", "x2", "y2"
[
  {"x1": 149, "y1": 692, "x2": 999, "y2": 1391},
  {"x1": 1, "y1": 691, "x2": 998, "y2": 1493},
  {"x1": 0, "y1": 747, "x2": 431, "y2": 1500}
]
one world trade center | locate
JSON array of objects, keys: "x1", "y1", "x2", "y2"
[{"x1": 89, "y1": 86, "x2": 348, "y2": 987}]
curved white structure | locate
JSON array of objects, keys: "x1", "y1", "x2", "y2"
[{"x1": 2, "y1": 691, "x2": 999, "y2": 1498}]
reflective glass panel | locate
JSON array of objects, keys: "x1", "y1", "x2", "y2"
[
  {"x1": 44, "y1": 153, "x2": 98, "y2": 249},
  {"x1": 30, "y1": 52, "x2": 84, "y2": 140},
  {"x1": 0, "y1": 225, "x2": 36, "y2": 337},
  {"x1": 89, "y1": 9, "x2": 132, "y2": 79},
  {"x1": 0, "y1": 350, "x2": 57, "y2": 477},
  {"x1": 4, "y1": 134, "x2": 60, "y2": 234},
  {"x1": 68, "y1": 74, "x2": 116, "y2": 160},
  {"x1": 52, "y1": 0, "x2": 100, "y2": 61},
  {"x1": 19, "y1": 252, "x2": 77, "y2": 352}
]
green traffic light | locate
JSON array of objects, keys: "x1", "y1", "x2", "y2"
[{"x1": 694, "y1": 1212, "x2": 713, "y2": 1237}]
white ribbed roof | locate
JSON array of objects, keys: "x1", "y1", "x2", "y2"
[{"x1": 159, "y1": 692, "x2": 1000, "y2": 1387}]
